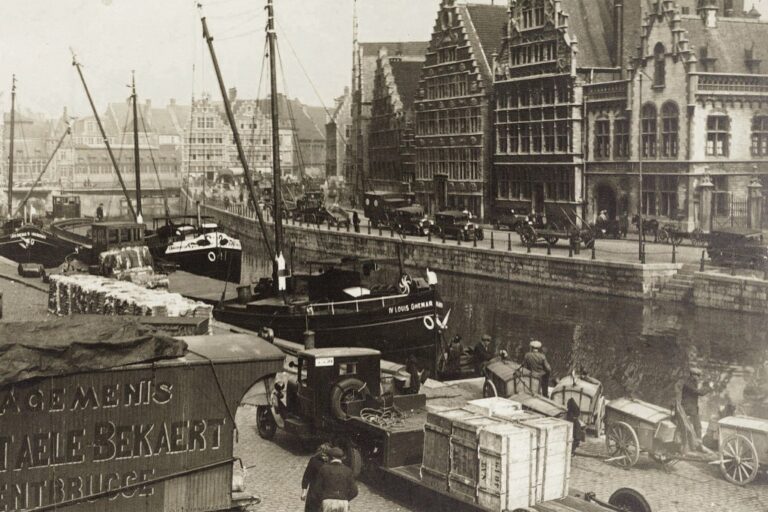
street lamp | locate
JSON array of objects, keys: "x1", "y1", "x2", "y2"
[{"x1": 636, "y1": 68, "x2": 652, "y2": 263}]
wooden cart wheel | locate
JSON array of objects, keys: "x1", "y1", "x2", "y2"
[
  {"x1": 720, "y1": 434, "x2": 759, "y2": 485},
  {"x1": 605, "y1": 421, "x2": 640, "y2": 467},
  {"x1": 657, "y1": 228, "x2": 670, "y2": 244},
  {"x1": 483, "y1": 379, "x2": 498, "y2": 398},
  {"x1": 670, "y1": 232, "x2": 684, "y2": 246},
  {"x1": 690, "y1": 228, "x2": 707, "y2": 247},
  {"x1": 608, "y1": 487, "x2": 653, "y2": 512}
]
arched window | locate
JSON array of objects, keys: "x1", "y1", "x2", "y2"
[
  {"x1": 654, "y1": 43, "x2": 666, "y2": 87},
  {"x1": 660, "y1": 102, "x2": 679, "y2": 157},
  {"x1": 641, "y1": 103, "x2": 657, "y2": 157}
]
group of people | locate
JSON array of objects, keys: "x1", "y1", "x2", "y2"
[{"x1": 301, "y1": 444, "x2": 358, "y2": 512}]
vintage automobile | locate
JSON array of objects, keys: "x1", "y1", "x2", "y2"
[
  {"x1": 490, "y1": 203, "x2": 530, "y2": 232},
  {"x1": 432, "y1": 210, "x2": 484, "y2": 241},
  {"x1": 391, "y1": 205, "x2": 431, "y2": 236},
  {"x1": 707, "y1": 227, "x2": 768, "y2": 268},
  {"x1": 363, "y1": 191, "x2": 416, "y2": 227}
]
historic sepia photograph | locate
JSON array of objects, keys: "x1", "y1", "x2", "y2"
[{"x1": 1, "y1": 0, "x2": 768, "y2": 511}]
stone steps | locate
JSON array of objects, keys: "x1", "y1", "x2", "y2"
[{"x1": 653, "y1": 271, "x2": 695, "y2": 303}]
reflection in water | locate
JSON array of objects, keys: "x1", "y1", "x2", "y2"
[{"x1": 242, "y1": 243, "x2": 768, "y2": 419}]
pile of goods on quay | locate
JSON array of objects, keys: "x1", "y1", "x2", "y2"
[
  {"x1": 97, "y1": 245, "x2": 160, "y2": 285},
  {"x1": 422, "y1": 397, "x2": 571, "y2": 511},
  {"x1": 47, "y1": 273, "x2": 212, "y2": 322}
]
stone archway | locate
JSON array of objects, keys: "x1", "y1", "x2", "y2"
[{"x1": 596, "y1": 182, "x2": 618, "y2": 220}]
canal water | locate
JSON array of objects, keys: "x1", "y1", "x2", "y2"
[{"x1": 242, "y1": 244, "x2": 768, "y2": 421}]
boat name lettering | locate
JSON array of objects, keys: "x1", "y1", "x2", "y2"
[
  {"x1": 10, "y1": 232, "x2": 46, "y2": 240},
  {"x1": 387, "y1": 300, "x2": 434, "y2": 314}
]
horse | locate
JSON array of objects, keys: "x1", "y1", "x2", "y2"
[{"x1": 631, "y1": 214, "x2": 658, "y2": 240}]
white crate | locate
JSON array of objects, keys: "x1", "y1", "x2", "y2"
[
  {"x1": 518, "y1": 417, "x2": 572, "y2": 503},
  {"x1": 477, "y1": 423, "x2": 538, "y2": 511},
  {"x1": 463, "y1": 397, "x2": 522, "y2": 417}
]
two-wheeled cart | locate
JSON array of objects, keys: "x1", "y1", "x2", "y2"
[
  {"x1": 656, "y1": 215, "x2": 707, "y2": 246},
  {"x1": 716, "y1": 415, "x2": 768, "y2": 485}
]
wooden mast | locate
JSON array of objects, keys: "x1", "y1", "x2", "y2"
[
  {"x1": 199, "y1": 12, "x2": 275, "y2": 261},
  {"x1": 70, "y1": 50, "x2": 137, "y2": 221},
  {"x1": 131, "y1": 71, "x2": 143, "y2": 222},
  {"x1": 266, "y1": 0, "x2": 285, "y2": 294},
  {"x1": 7, "y1": 75, "x2": 15, "y2": 219}
]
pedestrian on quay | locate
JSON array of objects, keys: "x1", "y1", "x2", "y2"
[
  {"x1": 96, "y1": 203, "x2": 104, "y2": 221},
  {"x1": 676, "y1": 367, "x2": 713, "y2": 451},
  {"x1": 473, "y1": 334, "x2": 494, "y2": 376},
  {"x1": 566, "y1": 398, "x2": 585, "y2": 454},
  {"x1": 314, "y1": 447, "x2": 358, "y2": 512},
  {"x1": 522, "y1": 340, "x2": 552, "y2": 398},
  {"x1": 352, "y1": 211, "x2": 360, "y2": 233},
  {"x1": 446, "y1": 335, "x2": 463, "y2": 376},
  {"x1": 405, "y1": 354, "x2": 425, "y2": 394},
  {"x1": 301, "y1": 442, "x2": 332, "y2": 512}
]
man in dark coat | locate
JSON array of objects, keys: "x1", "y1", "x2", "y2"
[
  {"x1": 678, "y1": 367, "x2": 713, "y2": 441},
  {"x1": 446, "y1": 335, "x2": 463, "y2": 375},
  {"x1": 566, "y1": 398, "x2": 585, "y2": 454},
  {"x1": 522, "y1": 340, "x2": 552, "y2": 397},
  {"x1": 96, "y1": 203, "x2": 104, "y2": 221},
  {"x1": 352, "y1": 211, "x2": 360, "y2": 233},
  {"x1": 314, "y1": 447, "x2": 358, "y2": 512},
  {"x1": 301, "y1": 443, "x2": 331, "y2": 512},
  {"x1": 473, "y1": 334, "x2": 494, "y2": 376}
]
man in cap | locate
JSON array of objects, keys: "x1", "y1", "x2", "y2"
[
  {"x1": 314, "y1": 446, "x2": 358, "y2": 512},
  {"x1": 522, "y1": 340, "x2": 552, "y2": 398},
  {"x1": 473, "y1": 334, "x2": 494, "y2": 376},
  {"x1": 678, "y1": 367, "x2": 713, "y2": 444},
  {"x1": 446, "y1": 335, "x2": 463, "y2": 376}
]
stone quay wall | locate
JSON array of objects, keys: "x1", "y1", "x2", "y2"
[
  {"x1": 201, "y1": 203, "x2": 680, "y2": 300},
  {"x1": 693, "y1": 272, "x2": 768, "y2": 314}
]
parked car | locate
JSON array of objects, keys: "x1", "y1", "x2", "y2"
[
  {"x1": 390, "y1": 205, "x2": 431, "y2": 236},
  {"x1": 433, "y1": 210, "x2": 484, "y2": 241},
  {"x1": 707, "y1": 228, "x2": 768, "y2": 268},
  {"x1": 363, "y1": 191, "x2": 416, "y2": 227},
  {"x1": 490, "y1": 204, "x2": 529, "y2": 232}
]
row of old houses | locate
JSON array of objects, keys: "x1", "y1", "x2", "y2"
[
  {"x1": 342, "y1": 0, "x2": 768, "y2": 230},
  {"x1": 2, "y1": 90, "x2": 328, "y2": 215}
]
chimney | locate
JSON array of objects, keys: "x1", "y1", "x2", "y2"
[
  {"x1": 228, "y1": 87, "x2": 238, "y2": 103},
  {"x1": 704, "y1": 0, "x2": 718, "y2": 27},
  {"x1": 614, "y1": 0, "x2": 625, "y2": 78}
]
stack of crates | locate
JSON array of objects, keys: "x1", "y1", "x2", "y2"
[{"x1": 420, "y1": 397, "x2": 572, "y2": 511}]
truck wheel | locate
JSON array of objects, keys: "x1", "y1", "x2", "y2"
[
  {"x1": 330, "y1": 378, "x2": 366, "y2": 420},
  {"x1": 256, "y1": 406, "x2": 277, "y2": 440},
  {"x1": 345, "y1": 444, "x2": 363, "y2": 478},
  {"x1": 608, "y1": 487, "x2": 652, "y2": 512}
]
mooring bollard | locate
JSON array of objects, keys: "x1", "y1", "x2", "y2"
[
  {"x1": 428, "y1": 230, "x2": 432, "y2": 242},
  {"x1": 671, "y1": 241, "x2": 676, "y2": 264},
  {"x1": 490, "y1": 231, "x2": 494, "y2": 249},
  {"x1": 379, "y1": 225, "x2": 382, "y2": 236},
  {"x1": 526, "y1": 243, "x2": 531, "y2": 254},
  {"x1": 641, "y1": 243, "x2": 646, "y2": 264},
  {"x1": 731, "y1": 246, "x2": 736, "y2": 276},
  {"x1": 346, "y1": 222, "x2": 350, "y2": 232},
  {"x1": 367, "y1": 221, "x2": 371, "y2": 234},
  {"x1": 764, "y1": 261, "x2": 768, "y2": 281},
  {"x1": 0, "y1": 291, "x2": 3, "y2": 319},
  {"x1": 457, "y1": 233, "x2": 462, "y2": 246},
  {"x1": 507, "y1": 233, "x2": 512, "y2": 251},
  {"x1": 591, "y1": 243, "x2": 596, "y2": 260},
  {"x1": 547, "y1": 243, "x2": 551, "y2": 256},
  {"x1": 700, "y1": 250, "x2": 706, "y2": 272},
  {"x1": 473, "y1": 232, "x2": 477, "y2": 248},
  {"x1": 390, "y1": 226, "x2": 394, "y2": 238},
  {"x1": 337, "y1": 221, "x2": 340, "y2": 232},
  {"x1": 568, "y1": 243, "x2": 573, "y2": 258},
  {"x1": 442, "y1": 231, "x2": 446, "y2": 244}
]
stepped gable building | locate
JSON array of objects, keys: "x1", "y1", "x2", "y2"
[
  {"x1": 584, "y1": 0, "x2": 768, "y2": 231},
  {"x1": 493, "y1": 0, "x2": 621, "y2": 226},
  {"x1": 348, "y1": 41, "x2": 429, "y2": 199},
  {"x1": 413, "y1": 1, "x2": 507, "y2": 217},
  {"x1": 368, "y1": 47, "x2": 424, "y2": 191},
  {"x1": 2, "y1": 111, "x2": 55, "y2": 186}
]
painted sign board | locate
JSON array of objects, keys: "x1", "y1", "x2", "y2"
[{"x1": 0, "y1": 334, "x2": 284, "y2": 512}]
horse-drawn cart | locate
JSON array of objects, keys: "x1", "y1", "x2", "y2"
[
  {"x1": 518, "y1": 210, "x2": 595, "y2": 250},
  {"x1": 716, "y1": 415, "x2": 768, "y2": 485},
  {"x1": 657, "y1": 216, "x2": 707, "y2": 246},
  {"x1": 604, "y1": 398, "x2": 680, "y2": 468}
]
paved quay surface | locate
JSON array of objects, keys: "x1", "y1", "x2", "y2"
[{"x1": 3, "y1": 258, "x2": 768, "y2": 511}]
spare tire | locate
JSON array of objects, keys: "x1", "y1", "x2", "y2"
[
  {"x1": 330, "y1": 378, "x2": 366, "y2": 420},
  {"x1": 608, "y1": 487, "x2": 652, "y2": 512}
]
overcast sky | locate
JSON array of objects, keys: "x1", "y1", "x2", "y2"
[
  {"x1": 1, "y1": 0, "x2": 766, "y2": 119},
  {"x1": 0, "y1": 0, "x2": 448, "y2": 118}
]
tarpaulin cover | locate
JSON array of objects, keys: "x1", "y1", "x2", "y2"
[{"x1": 0, "y1": 315, "x2": 188, "y2": 387}]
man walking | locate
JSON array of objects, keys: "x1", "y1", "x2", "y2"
[
  {"x1": 96, "y1": 203, "x2": 104, "y2": 221},
  {"x1": 314, "y1": 447, "x2": 358, "y2": 512},
  {"x1": 352, "y1": 211, "x2": 360, "y2": 233},
  {"x1": 301, "y1": 443, "x2": 331, "y2": 512},
  {"x1": 522, "y1": 340, "x2": 552, "y2": 398},
  {"x1": 677, "y1": 367, "x2": 713, "y2": 449}
]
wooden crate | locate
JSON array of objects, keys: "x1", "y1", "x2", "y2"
[
  {"x1": 494, "y1": 409, "x2": 545, "y2": 424},
  {"x1": 420, "y1": 465, "x2": 449, "y2": 493},
  {"x1": 518, "y1": 417, "x2": 572, "y2": 503},
  {"x1": 449, "y1": 416, "x2": 503, "y2": 504},
  {"x1": 423, "y1": 409, "x2": 479, "y2": 475},
  {"x1": 477, "y1": 423, "x2": 538, "y2": 511},
  {"x1": 464, "y1": 397, "x2": 522, "y2": 417}
]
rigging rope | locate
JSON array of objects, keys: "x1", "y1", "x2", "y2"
[{"x1": 137, "y1": 105, "x2": 170, "y2": 218}]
